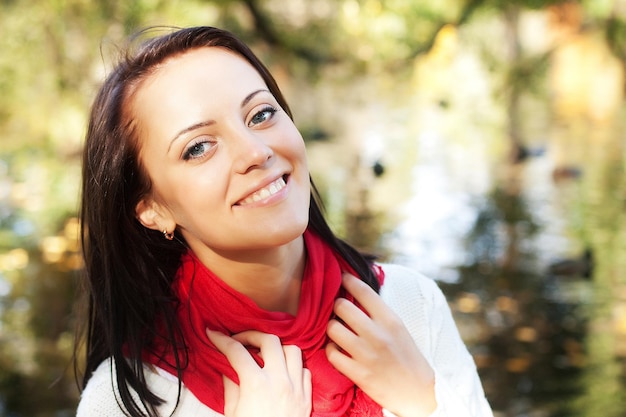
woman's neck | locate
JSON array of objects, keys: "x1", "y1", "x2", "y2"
[{"x1": 190, "y1": 236, "x2": 306, "y2": 315}]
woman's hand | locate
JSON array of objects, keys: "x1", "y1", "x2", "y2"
[
  {"x1": 326, "y1": 273, "x2": 437, "y2": 417},
  {"x1": 206, "y1": 330, "x2": 312, "y2": 417}
]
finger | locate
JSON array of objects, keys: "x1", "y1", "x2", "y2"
[
  {"x1": 325, "y1": 341, "x2": 362, "y2": 381},
  {"x1": 332, "y1": 296, "x2": 376, "y2": 339},
  {"x1": 230, "y1": 330, "x2": 286, "y2": 372},
  {"x1": 326, "y1": 317, "x2": 362, "y2": 356},
  {"x1": 341, "y1": 272, "x2": 388, "y2": 318},
  {"x1": 303, "y1": 368, "x2": 313, "y2": 414},
  {"x1": 206, "y1": 329, "x2": 259, "y2": 376},
  {"x1": 325, "y1": 340, "x2": 344, "y2": 363},
  {"x1": 282, "y1": 344, "x2": 304, "y2": 382},
  {"x1": 222, "y1": 375, "x2": 239, "y2": 417}
]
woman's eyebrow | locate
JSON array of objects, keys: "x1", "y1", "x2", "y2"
[
  {"x1": 168, "y1": 120, "x2": 216, "y2": 152},
  {"x1": 168, "y1": 88, "x2": 271, "y2": 152},
  {"x1": 241, "y1": 88, "x2": 270, "y2": 107}
]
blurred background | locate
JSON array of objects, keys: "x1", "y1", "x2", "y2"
[{"x1": 0, "y1": 0, "x2": 625, "y2": 416}]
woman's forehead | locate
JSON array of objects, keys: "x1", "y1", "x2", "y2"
[
  {"x1": 156, "y1": 47, "x2": 259, "y2": 80},
  {"x1": 130, "y1": 47, "x2": 265, "y2": 112}
]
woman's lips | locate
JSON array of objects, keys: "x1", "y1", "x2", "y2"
[{"x1": 236, "y1": 176, "x2": 287, "y2": 206}]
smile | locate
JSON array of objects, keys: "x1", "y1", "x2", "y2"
[{"x1": 236, "y1": 176, "x2": 287, "y2": 206}]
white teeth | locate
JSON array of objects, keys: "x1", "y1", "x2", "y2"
[{"x1": 238, "y1": 177, "x2": 286, "y2": 205}]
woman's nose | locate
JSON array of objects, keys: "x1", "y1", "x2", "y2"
[{"x1": 231, "y1": 129, "x2": 274, "y2": 174}]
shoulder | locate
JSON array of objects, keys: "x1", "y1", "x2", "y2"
[
  {"x1": 77, "y1": 358, "x2": 220, "y2": 417},
  {"x1": 377, "y1": 263, "x2": 451, "y2": 352},
  {"x1": 378, "y1": 263, "x2": 447, "y2": 308},
  {"x1": 76, "y1": 359, "x2": 126, "y2": 416}
]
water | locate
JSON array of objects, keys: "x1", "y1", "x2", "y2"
[{"x1": 325, "y1": 105, "x2": 626, "y2": 415}]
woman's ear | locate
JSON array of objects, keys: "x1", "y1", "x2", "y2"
[{"x1": 135, "y1": 198, "x2": 172, "y2": 232}]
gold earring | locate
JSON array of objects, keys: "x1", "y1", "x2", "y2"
[{"x1": 163, "y1": 230, "x2": 174, "y2": 240}]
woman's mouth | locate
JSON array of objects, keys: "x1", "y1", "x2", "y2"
[{"x1": 236, "y1": 176, "x2": 287, "y2": 206}]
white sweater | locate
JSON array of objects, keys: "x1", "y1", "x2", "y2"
[{"x1": 77, "y1": 264, "x2": 493, "y2": 416}]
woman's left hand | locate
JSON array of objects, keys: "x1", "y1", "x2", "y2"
[{"x1": 326, "y1": 272, "x2": 437, "y2": 417}]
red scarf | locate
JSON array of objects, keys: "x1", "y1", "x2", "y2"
[{"x1": 143, "y1": 230, "x2": 384, "y2": 416}]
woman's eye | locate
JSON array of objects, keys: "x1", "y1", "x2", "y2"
[
  {"x1": 182, "y1": 140, "x2": 213, "y2": 161},
  {"x1": 248, "y1": 106, "x2": 277, "y2": 127}
]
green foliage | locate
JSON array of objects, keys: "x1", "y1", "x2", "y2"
[{"x1": 606, "y1": 15, "x2": 626, "y2": 61}]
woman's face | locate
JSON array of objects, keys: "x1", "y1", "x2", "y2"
[{"x1": 132, "y1": 47, "x2": 310, "y2": 260}]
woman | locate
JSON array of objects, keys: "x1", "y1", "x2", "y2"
[{"x1": 75, "y1": 26, "x2": 493, "y2": 417}]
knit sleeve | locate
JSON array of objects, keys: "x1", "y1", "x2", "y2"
[
  {"x1": 379, "y1": 264, "x2": 493, "y2": 417},
  {"x1": 76, "y1": 358, "x2": 222, "y2": 417}
]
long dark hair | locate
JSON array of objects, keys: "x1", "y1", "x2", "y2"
[{"x1": 76, "y1": 26, "x2": 380, "y2": 417}]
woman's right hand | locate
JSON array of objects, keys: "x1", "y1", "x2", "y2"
[{"x1": 206, "y1": 329, "x2": 312, "y2": 417}]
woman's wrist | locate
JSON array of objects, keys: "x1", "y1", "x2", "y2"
[{"x1": 384, "y1": 375, "x2": 437, "y2": 417}]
